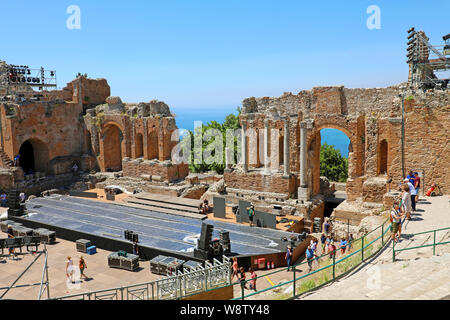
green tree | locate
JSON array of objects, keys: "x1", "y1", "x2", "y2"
[
  {"x1": 320, "y1": 142, "x2": 348, "y2": 182},
  {"x1": 180, "y1": 107, "x2": 241, "y2": 174}
]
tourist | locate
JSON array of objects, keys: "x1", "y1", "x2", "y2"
[
  {"x1": 202, "y1": 199, "x2": 209, "y2": 213},
  {"x1": 305, "y1": 245, "x2": 315, "y2": 272},
  {"x1": 286, "y1": 246, "x2": 293, "y2": 271},
  {"x1": 404, "y1": 178, "x2": 417, "y2": 212},
  {"x1": 310, "y1": 239, "x2": 317, "y2": 253},
  {"x1": 320, "y1": 233, "x2": 327, "y2": 254},
  {"x1": 340, "y1": 237, "x2": 347, "y2": 255},
  {"x1": 328, "y1": 241, "x2": 337, "y2": 259},
  {"x1": 79, "y1": 256, "x2": 88, "y2": 280},
  {"x1": 390, "y1": 202, "x2": 403, "y2": 242},
  {"x1": 414, "y1": 172, "x2": 420, "y2": 202},
  {"x1": 402, "y1": 181, "x2": 413, "y2": 219},
  {"x1": 407, "y1": 170, "x2": 415, "y2": 185},
  {"x1": 322, "y1": 218, "x2": 331, "y2": 235},
  {"x1": 231, "y1": 257, "x2": 239, "y2": 281},
  {"x1": 13, "y1": 154, "x2": 19, "y2": 166},
  {"x1": 347, "y1": 234, "x2": 354, "y2": 252},
  {"x1": 66, "y1": 256, "x2": 74, "y2": 283},
  {"x1": 238, "y1": 267, "x2": 248, "y2": 290},
  {"x1": 247, "y1": 204, "x2": 255, "y2": 227},
  {"x1": 249, "y1": 268, "x2": 257, "y2": 291},
  {"x1": 19, "y1": 192, "x2": 26, "y2": 203},
  {"x1": 325, "y1": 234, "x2": 332, "y2": 254},
  {"x1": 0, "y1": 192, "x2": 7, "y2": 207},
  {"x1": 7, "y1": 225, "x2": 14, "y2": 255}
]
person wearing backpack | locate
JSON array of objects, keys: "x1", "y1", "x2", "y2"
[
  {"x1": 247, "y1": 204, "x2": 255, "y2": 227},
  {"x1": 391, "y1": 202, "x2": 403, "y2": 242}
]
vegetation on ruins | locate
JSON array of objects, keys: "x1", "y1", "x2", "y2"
[
  {"x1": 320, "y1": 142, "x2": 348, "y2": 182},
  {"x1": 181, "y1": 107, "x2": 241, "y2": 174}
]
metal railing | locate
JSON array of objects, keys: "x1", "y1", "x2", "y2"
[
  {"x1": 51, "y1": 256, "x2": 231, "y2": 300},
  {"x1": 393, "y1": 226, "x2": 450, "y2": 261},
  {"x1": 230, "y1": 218, "x2": 392, "y2": 300}
]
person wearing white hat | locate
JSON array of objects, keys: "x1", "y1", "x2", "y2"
[
  {"x1": 404, "y1": 178, "x2": 417, "y2": 212},
  {"x1": 401, "y1": 182, "x2": 412, "y2": 220}
]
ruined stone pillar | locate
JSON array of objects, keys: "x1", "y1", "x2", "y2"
[
  {"x1": 283, "y1": 118, "x2": 290, "y2": 177},
  {"x1": 298, "y1": 121, "x2": 309, "y2": 201},
  {"x1": 241, "y1": 121, "x2": 248, "y2": 172},
  {"x1": 264, "y1": 119, "x2": 270, "y2": 175},
  {"x1": 225, "y1": 146, "x2": 232, "y2": 171}
]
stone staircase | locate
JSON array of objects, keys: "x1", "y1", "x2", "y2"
[
  {"x1": 300, "y1": 247, "x2": 450, "y2": 300},
  {"x1": 299, "y1": 225, "x2": 450, "y2": 300},
  {"x1": 0, "y1": 149, "x2": 14, "y2": 168}
]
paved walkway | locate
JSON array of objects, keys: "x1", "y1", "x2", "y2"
[
  {"x1": 0, "y1": 236, "x2": 163, "y2": 300},
  {"x1": 300, "y1": 195, "x2": 450, "y2": 300}
]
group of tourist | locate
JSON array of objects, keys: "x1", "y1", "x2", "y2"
[
  {"x1": 0, "y1": 191, "x2": 27, "y2": 207},
  {"x1": 231, "y1": 257, "x2": 257, "y2": 291},
  {"x1": 66, "y1": 255, "x2": 89, "y2": 283},
  {"x1": 391, "y1": 170, "x2": 421, "y2": 242}
]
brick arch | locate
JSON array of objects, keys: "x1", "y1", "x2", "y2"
[
  {"x1": 101, "y1": 120, "x2": 125, "y2": 136},
  {"x1": 100, "y1": 123, "x2": 124, "y2": 172},
  {"x1": 17, "y1": 137, "x2": 49, "y2": 174},
  {"x1": 306, "y1": 121, "x2": 359, "y2": 196}
]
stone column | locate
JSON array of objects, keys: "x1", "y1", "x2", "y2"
[
  {"x1": 264, "y1": 119, "x2": 270, "y2": 174},
  {"x1": 225, "y1": 146, "x2": 232, "y2": 171},
  {"x1": 241, "y1": 121, "x2": 248, "y2": 172},
  {"x1": 298, "y1": 121, "x2": 309, "y2": 201},
  {"x1": 283, "y1": 118, "x2": 290, "y2": 177}
]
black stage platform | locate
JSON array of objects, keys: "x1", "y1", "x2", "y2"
[{"x1": 13, "y1": 195, "x2": 299, "y2": 261}]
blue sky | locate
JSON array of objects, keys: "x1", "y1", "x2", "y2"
[{"x1": 1, "y1": 0, "x2": 449, "y2": 110}]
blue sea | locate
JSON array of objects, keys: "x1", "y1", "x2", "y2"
[{"x1": 172, "y1": 107, "x2": 349, "y2": 158}]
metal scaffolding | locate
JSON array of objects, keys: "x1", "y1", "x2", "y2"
[
  {"x1": 0, "y1": 247, "x2": 50, "y2": 300},
  {"x1": 406, "y1": 27, "x2": 450, "y2": 89}
]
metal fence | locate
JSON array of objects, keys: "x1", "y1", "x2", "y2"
[
  {"x1": 393, "y1": 226, "x2": 450, "y2": 261},
  {"x1": 51, "y1": 256, "x2": 231, "y2": 300},
  {"x1": 229, "y1": 218, "x2": 392, "y2": 300}
]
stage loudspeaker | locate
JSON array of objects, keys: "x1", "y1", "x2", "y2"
[
  {"x1": 219, "y1": 231, "x2": 231, "y2": 255},
  {"x1": 198, "y1": 223, "x2": 213, "y2": 251},
  {"x1": 194, "y1": 248, "x2": 212, "y2": 261}
]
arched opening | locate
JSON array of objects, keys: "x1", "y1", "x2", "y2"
[
  {"x1": 147, "y1": 130, "x2": 159, "y2": 160},
  {"x1": 378, "y1": 139, "x2": 388, "y2": 175},
  {"x1": 103, "y1": 125, "x2": 123, "y2": 171},
  {"x1": 19, "y1": 141, "x2": 35, "y2": 174},
  {"x1": 135, "y1": 133, "x2": 143, "y2": 158},
  {"x1": 18, "y1": 139, "x2": 49, "y2": 175},
  {"x1": 315, "y1": 128, "x2": 351, "y2": 218}
]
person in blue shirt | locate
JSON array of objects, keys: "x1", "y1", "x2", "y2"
[
  {"x1": 340, "y1": 238, "x2": 348, "y2": 254},
  {"x1": 306, "y1": 245, "x2": 316, "y2": 272},
  {"x1": 285, "y1": 246, "x2": 293, "y2": 271},
  {"x1": 320, "y1": 233, "x2": 327, "y2": 253},
  {"x1": 407, "y1": 170, "x2": 415, "y2": 185}
]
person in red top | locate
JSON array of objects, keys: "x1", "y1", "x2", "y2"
[
  {"x1": 231, "y1": 257, "x2": 239, "y2": 281},
  {"x1": 249, "y1": 268, "x2": 257, "y2": 291},
  {"x1": 414, "y1": 172, "x2": 420, "y2": 203},
  {"x1": 328, "y1": 241, "x2": 337, "y2": 259}
]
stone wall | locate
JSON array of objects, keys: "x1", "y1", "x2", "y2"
[
  {"x1": 224, "y1": 169, "x2": 296, "y2": 197},
  {"x1": 122, "y1": 158, "x2": 189, "y2": 183}
]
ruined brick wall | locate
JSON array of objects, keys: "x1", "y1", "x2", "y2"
[
  {"x1": 224, "y1": 170, "x2": 296, "y2": 196},
  {"x1": 84, "y1": 97, "x2": 184, "y2": 178},
  {"x1": 239, "y1": 85, "x2": 449, "y2": 201},
  {"x1": 0, "y1": 101, "x2": 87, "y2": 174},
  {"x1": 122, "y1": 158, "x2": 188, "y2": 183}
]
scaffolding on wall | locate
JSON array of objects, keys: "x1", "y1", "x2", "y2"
[
  {"x1": 0, "y1": 62, "x2": 57, "y2": 96},
  {"x1": 406, "y1": 27, "x2": 450, "y2": 89}
]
